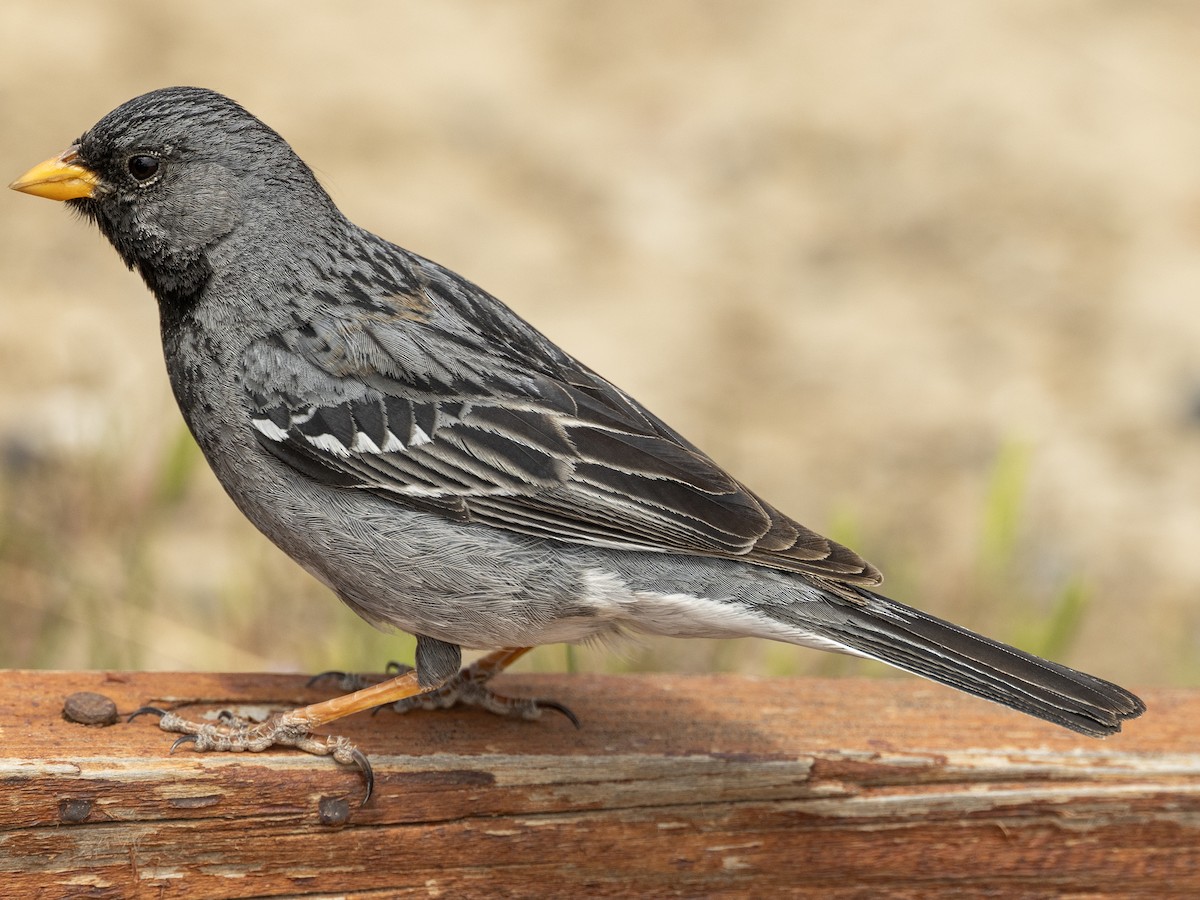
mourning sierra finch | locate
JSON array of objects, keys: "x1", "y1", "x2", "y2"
[{"x1": 11, "y1": 87, "x2": 1144, "y2": 797}]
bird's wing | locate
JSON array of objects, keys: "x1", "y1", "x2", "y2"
[{"x1": 240, "y1": 256, "x2": 881, "y2": 585}]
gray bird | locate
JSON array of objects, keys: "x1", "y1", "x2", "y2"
[{"x1": 11, "y1": 87, "x2": 1144, "y2": 797}]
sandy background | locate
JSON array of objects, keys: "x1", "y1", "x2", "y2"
[{"x1": 0, "y1": 2, "x2": 1197, "y2": 688}]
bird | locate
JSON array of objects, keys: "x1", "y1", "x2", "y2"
[{"x1": 11, "y1": 87, "x2": 1144, "y2": 799}]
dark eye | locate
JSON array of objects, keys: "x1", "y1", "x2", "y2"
[{"x1": 127, "y1": 155, "x2": 160, "y2": 181}]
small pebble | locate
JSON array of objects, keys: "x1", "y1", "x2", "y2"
[
  {"x1": 318, "y1": 796, "x2": 351, "y2": 826},
  {"x1": 62, "y1": 691, "x2": 119, "y2": 726},
  {"x1": 59, "y1": 798, "x2": 92, "y2": 823}
]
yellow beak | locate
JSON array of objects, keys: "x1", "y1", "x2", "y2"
[{"x1": 9, "y1": 148, "x2": 100, "y2": 201}]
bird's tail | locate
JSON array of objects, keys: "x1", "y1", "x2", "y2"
[{"x1": 808, "y1": 589, "x2": 1145, "y2": 736}]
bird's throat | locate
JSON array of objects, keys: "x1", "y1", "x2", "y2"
[{"x1": 73, "y1": 196, "x2": 213, "y2": 331}]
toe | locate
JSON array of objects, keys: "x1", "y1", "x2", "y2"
[
  {"x1": 170, "y1": 734, "x2": 200, "y2": 754},
  {"x1": 538, "y1": 699, "x2": 582, "y2": 729},
  {"x1": 127, "y1": 705, "x2": 168, "y2": 723}
]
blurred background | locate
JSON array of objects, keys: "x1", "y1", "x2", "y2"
[{"x1": 0, "y1": 1, "x2": 1196, "y2": 689}]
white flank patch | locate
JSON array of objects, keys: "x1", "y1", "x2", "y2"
[{"x1": 580, "y1": 568, "x2": 868, "y2": 656}]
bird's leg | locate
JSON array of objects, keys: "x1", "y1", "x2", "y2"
[
  {"x1": 130, "y1": 641, "x2": 577, "y2": 804},
  {"x1": 130, "y1": 635, "x2": 468, "y2": 804},
  {"x1": 387, "y1": 646, "x2": 580, "y2": 728}
]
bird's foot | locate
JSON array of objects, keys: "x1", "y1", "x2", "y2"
[
  {"x1": 309, "y1": 650, "x2": 580, "y2": 727},
  {"x1": 128, "y1": 648, "x2": 558, "y2": 807},
  {"x1": 388, "y1": 656, "x2": 580, "y2": 728},
  {"x1": 307, "y1": 662, "x2": 408, "y2": 693},
  {"x1": 129, "y1": 706, "x2": 375, "y2": 801}
]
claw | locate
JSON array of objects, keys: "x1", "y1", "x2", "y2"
[
  {"x1": 350, "y1": 746, "x2": 375, "y2": 806},
  {"x1": 128, "y1": 706, "x2": 167, "y2": 723},
  {"x1": 170, "y1": 734, "x2": 199, "y2": 754},
  {"x1": 539, "y1": 700, "x2": 582, "y2": 729},
  {"x1": 306, "y1": 670, "x2": 347, "y2": 688}
]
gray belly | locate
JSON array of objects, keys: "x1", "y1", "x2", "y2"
[{"x1": 177, "y1": 361, "x2": 829, "y2": 651}]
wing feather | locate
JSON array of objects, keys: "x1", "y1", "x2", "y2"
[{"x1": 240, "y1": 255, "x2": 881, "y2": 585}]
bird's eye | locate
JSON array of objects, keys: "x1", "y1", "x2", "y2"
[{"x1": 127, "y1": 155, "x2": 160, "y2": 182}]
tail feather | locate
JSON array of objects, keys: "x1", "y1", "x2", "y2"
[{"x1": 820, "y1": 591, "x2": 1145, "y2": 736}]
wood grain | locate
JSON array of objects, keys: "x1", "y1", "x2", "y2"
[{"x1": 0, "y1": 670, "x2": 1195, "y2": 898}]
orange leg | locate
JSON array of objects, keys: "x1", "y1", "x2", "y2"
[
  {"x1": 386, "y1": 646, "x2": 578, "y2": 725},
  {"x1": 296, "y1": 646, "x2": 534, "y2": 725},
  {"x1": 131, "y1": 647, "x2": 547, "y2": 805}
]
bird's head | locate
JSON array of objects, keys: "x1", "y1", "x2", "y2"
[{"x1": 10, "y1": 86, "x2": 336, "y2": 312}]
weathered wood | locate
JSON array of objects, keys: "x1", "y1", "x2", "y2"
[{"x1": 0, "y1": 670, "x2": 1195, "y2": 897}]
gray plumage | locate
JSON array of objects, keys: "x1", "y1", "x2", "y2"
[{"x1": 44, "y1": 87, "x2": 1143, "y2": 736}]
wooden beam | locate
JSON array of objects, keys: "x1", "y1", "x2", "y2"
[{"x1": 0, "y1": 670, "x2": 1195, "y2": 896}]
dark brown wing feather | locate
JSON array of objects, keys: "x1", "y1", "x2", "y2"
[{"x1": 242, "y1": 251, "x2": 881, "y2": 586}]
